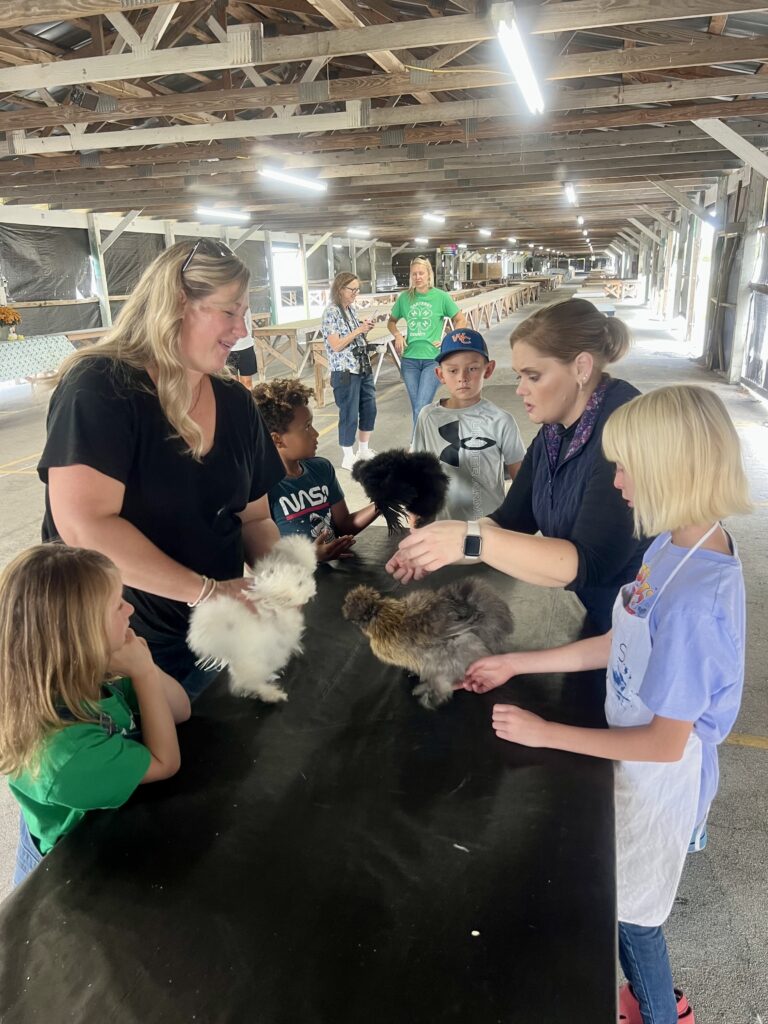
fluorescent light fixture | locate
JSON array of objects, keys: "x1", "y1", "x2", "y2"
[
  {"x1": 479, "y1": 228, "x2": 492, "y2": 237},
  {"x1": 537, "y1": 245, "x2": 543, "y2": 249},
  {"x1": 196, "y1": 207, "x2": 250, "y2": 223},
  {"x1": 709, "y1": 209, "x2": 717, "y2": 218},
  {"x1": 332, "y1": 244, "x2": 343, "y2": 249},
  {"x1": 496, "y1": 16, "x2": 544, "y2": 115},
  {"x1": 564, "y1": 182, "x2": 577, "y2": 205},
  {"x1": 528, "y1": 242, "x2": 535, "y2": 248},
  {"x1": 423, "y1": 213, "x2": 446, "y2": 224},
  {"x1": 508, "y1": 236, "x2": 517, "y2": 243},
  {"x1": 259, "y1": 167, "x2": 327, "y2": 193},
  {"x1": 414, "y1": 237, "x2": 429, "y2": 245},
  {"x1": 582, "y1": 229, "x2": 588, "y2": 236},
  {"x1": 348, "y1": 227, "x2": 370, "y2": 238},
  {"x1": 577, "y1": 215, "x2": 584, "y2": 226}
]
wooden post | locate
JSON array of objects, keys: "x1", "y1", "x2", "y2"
[
  {"x1": 350, "y1": 239, "x2": 357, "y2": 277},
  {"x1": 299, "y1": 232, "x2": 310, "y2": 319},
  {"x1": 86, "y1": 212, "x2": 112, "y2": 328},
  {"x1": 164, "y1": 221, "x2": 176, "y2": 248},
  {"x1": 264, "y1": 229, "x2": 279, "y2": 324},
  {"x1": 727, "y1": 171, "x2": 766, "y2": 383},
  {"x1": 370, "y1": 242, "x2": 377, "y2": 294}
]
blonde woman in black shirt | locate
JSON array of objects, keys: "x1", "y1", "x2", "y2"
[{"x1": 39, "y1": 240, "x2": 285, "y2": 699}]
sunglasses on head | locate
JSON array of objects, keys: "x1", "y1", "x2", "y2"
[{"x1": 180, "y1": 238, "x2": 236, "y2": 276}]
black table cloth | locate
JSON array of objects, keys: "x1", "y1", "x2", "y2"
[{"x1": 0, "y1": 530, "x2": 616, "y2": 1023}]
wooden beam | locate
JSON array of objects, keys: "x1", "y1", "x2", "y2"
[
  {"x1": 142, "y1": 3, "x2": 180, "y2": 50},
  {"x1": 636, "y1": 203, "x2": 679, "y2": 232},
  {"x1": 100, "y1": 208, "x2": 142, "y2": 251},
  {"x1": 650, "y1": 177, "x2": 712, "y2": 222},
  {"x1": 1, "y1": 0, "x2": 763, "y2": 33},
  {"x1": 305, "y1": 231, "x2": 333, "y2": 258},
  {"x1": 628, "y1": 216, "x2": 664, "y2": 244},
  {"x1": 230, "y1": 222, "x2": 264, "y2": 250},
  {"x1": 693, "y1": 117, "x2": 768, "y2": 180},
  {"x1": 0, "y1": 11, "x2": 497, "y2": 92},
  {"x1": 529, "y1": 0, "x2": 768, "y2": 35},
  {"x1": 86, "y1": 212, "x2": 112, "y2": 327}
]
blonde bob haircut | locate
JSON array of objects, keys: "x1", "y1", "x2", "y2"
[
  {"x1": 0, "y1": 544, "x2": 120, "y2": 778},
  {"x1": 53, "y1": 240, "x2": 250, "y2": 459},
  {"x1": 408, "y1": 256, "x2": 435, "y2": 298},
  {"x1": 603, "y1": 385, "x2": 752, "y2": 537}
]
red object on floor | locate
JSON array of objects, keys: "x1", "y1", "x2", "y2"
[{"x1": 618, "y1": 983, "x2": 695, "y2": 1023}]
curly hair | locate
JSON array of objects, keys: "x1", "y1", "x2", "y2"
[{"x1": 252, "y1": 378, "x2": 315, "y2": 434}]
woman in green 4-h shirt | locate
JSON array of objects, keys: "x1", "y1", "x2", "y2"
[{"x1": 387, "y1": 257, "x2": 467, "y2": 427}]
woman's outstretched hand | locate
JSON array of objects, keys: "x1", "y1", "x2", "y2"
[
  {"x1": 384, "y1": 551, "x2": 430, "y2": 583},
  {"x1": 389, "y1": 522, "x2": 465, "y2": 576}
]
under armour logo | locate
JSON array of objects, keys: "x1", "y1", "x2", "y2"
[{"x1": 438, "y1": 421, "x2": 496, "y2": 467}]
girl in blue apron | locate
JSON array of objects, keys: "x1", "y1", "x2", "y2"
[{"x1": 461, "y1": 385, "x2": 751, "y2": 1024}]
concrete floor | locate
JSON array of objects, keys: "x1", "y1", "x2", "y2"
[{"x1": 0, "y1": 288, "x2": 766, "y2": 1022}]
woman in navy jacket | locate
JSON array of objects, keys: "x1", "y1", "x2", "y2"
[{"x1": 387, "y1": 299, "x2": 645, "y2": 632}]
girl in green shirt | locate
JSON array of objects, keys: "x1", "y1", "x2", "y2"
[
  {"x1": 387, "y1": 257, "x2": 468, "y2": 427},
  {"x1": 0, "y1": 544, "x2": 191, "y2": 885}
]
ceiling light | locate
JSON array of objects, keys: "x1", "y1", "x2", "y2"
[
  {"x1": 528, "y1": 242, "x2": 535, "y2": 248},
  {"x1": 537, "y1": 245, "x2": 543, "y2": 249},
  {"x1": 414, "y1": 237, "x2": 429, "y2": 245},
  {"x1": 582, "y1": 229, "x2": 588, "y2": 236},
  {"x1": 423, "y1": 213, "x2": 446, "y2": 224},
  {"x1": 258, "y1": 168, "x2": 327, "y2": 193},
  {"x1": 564, "y1": 182, "x2": 577, "y2": 205},
  {"x1": 508, "y1": 236, "x2": 517, "y2": 243},
  {"x1": 495, "y1": 14, "x2": 544, "y2": 115},
  {"x1": 348, "y1": 227, "x2": 370, "y2": 237},
  {"x1": 479, "y1": 228, "x2": 492, "y2": 237},
  {"x1": 196, "y1": 207, "x2": 250, "y2": 223},
  {"x1": 577, "y1": 216, "x2": 584, "y2": 225},
  {"x1": 333, "y1": 244, "x2": 343, "y2": 249},
  {"x1": 458, "y1": 243, "x2": 468, "y2": 249},
  {"x1": 709, "y1": 209, "x2": 717, "y2": 218}
]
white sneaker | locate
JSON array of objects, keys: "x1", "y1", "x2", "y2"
[
  {"x1": 356, "y1": 448, "x2": 377, "y2": 461},
  {"x1": 341, "y1": 451, "x2": 359, "y2": 471}
]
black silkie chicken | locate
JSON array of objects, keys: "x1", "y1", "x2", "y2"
[{"x1": 342, "y1": 578, "x2": 514, "y2": 708}]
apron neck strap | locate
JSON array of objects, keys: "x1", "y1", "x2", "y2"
[{"x1": 656, "y1": 522, "x2": 720, "y2": 598}]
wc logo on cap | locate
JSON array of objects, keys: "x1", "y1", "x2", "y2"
[{"x1": 453, "y1": 332, "x2": 472, "y2": 344}]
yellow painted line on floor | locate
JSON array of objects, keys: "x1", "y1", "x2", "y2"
[
  {"x1": 0, "y1": 451, "x2": 41, "y2": 471},
  {"x1": 725, "y1": 733, "x2": 768, "y2": 750}
]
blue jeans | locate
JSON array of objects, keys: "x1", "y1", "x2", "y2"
[
  {"x1": 330, "y1": 371, "x2": 377, "y2": 447},
  {"x1": 401, "y1": 356, "x2": 440, "y2": 427},
  {"x1": 147, "y1": 634, "x2": 221, "y2": 701},
  {"x1": 618, "y1": 922, "x2": 678, "y2": 1024},
  {"x1": 13, "y1": 812, "x2": 43, "y2": 887}
]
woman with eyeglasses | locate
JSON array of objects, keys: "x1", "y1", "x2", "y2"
[
  {"x1": 321, "y1": 272, "x2": 378, "y2": 471},
  {"x1": 387, "y1": 257, "x2": 468, "y2": 427},
  {"x1": 38, "y1": 239, "x2": 285, "y2": 700}
]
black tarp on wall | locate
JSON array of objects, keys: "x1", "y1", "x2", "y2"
[{"x1": 0, "y1": 224, "x2": 99, "y2": 334}]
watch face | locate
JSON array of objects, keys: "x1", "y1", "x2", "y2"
[{"x1": 464, "y1": 534, "x2": 482, "y2": 558}]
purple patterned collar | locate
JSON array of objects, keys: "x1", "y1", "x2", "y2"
[{"x1": 543, "y1": 378, "x2": 610, "y2": 474}]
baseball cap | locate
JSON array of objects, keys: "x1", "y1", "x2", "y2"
[{"x1": 436, "y1": 328, "x2": 489, "y2": 363}]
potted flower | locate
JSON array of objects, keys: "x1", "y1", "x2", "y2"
[{"x1": 0, "y1": 306, "x2": 21, "y2": 342}]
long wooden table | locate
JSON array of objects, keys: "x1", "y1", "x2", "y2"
[{"x1": 0, "y1": 532, "x2": 617, "y2": 1023}]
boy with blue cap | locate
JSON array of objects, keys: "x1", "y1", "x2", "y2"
[{"x1": 412, "y1": 327, "x2": 525, "y2": 521}]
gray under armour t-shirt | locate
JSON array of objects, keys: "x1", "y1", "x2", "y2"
[{"x1": 412, "y1": 398, "x2": 526, "y2": 521}]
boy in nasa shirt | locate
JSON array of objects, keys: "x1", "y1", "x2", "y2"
[
  {"x1": 253, "y1": 379, "x2": 380, "y2": 562},
  {"x1": 412, "y1": 328, "x2": 525, "y2": 521}
]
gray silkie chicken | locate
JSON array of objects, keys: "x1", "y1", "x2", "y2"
[{"x1": 342, "y1": 577, "x2": 514, "y2": 709}]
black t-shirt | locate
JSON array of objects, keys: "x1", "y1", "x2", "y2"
[
  {"x1": 490, "y1": 394, "x2": 643, "y2": 602},
  {"x1": 38, "y1": 357, "x2": 285, "y2": 641}
]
